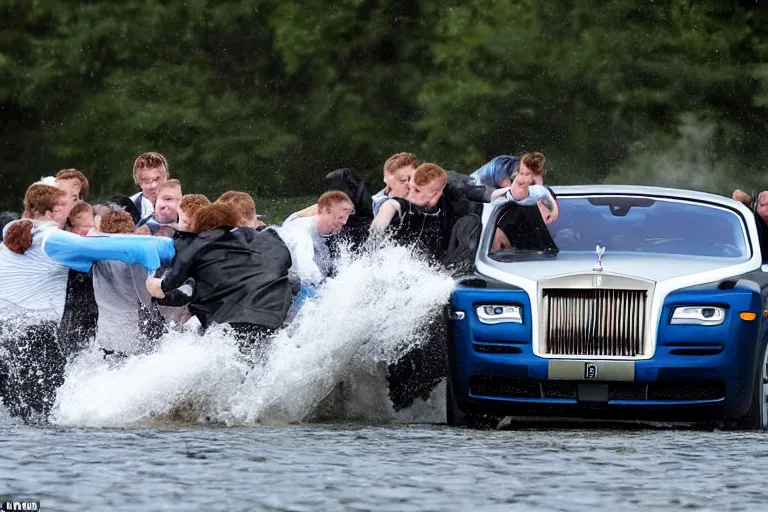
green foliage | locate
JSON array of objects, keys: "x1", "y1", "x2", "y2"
[{"x1": 1, "y1": 0, "x2": 768, "y2": 211}]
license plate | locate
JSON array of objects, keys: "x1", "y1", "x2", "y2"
[{"x1": 547, "y1": 360, "x2": 635, "y2": 382}]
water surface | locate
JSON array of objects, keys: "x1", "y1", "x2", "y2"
[{"x1": 2, "y1": 423, "x2": 765, "y2": 511}]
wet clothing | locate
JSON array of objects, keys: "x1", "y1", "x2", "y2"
[
  {"x1": 0, "y1": 321, "x2": 64, "y2": 422},
  {"x1": 275, "y1": 217, "x2": 330, "y2": 284},
  {"x1": 494, "y1": 184, "x2": 556, "y2": 208},
  {"x1": 57, "y1": 269, "x2": 98, "y2": 358},
  {"x1": 160, "y1": 226, "x2": 293, "y2": 330},
  {"x1": 130, "y1": 192, "x2": 154, "y2": 225},
  {"x1": 137, "y1": 215, "x2": 178, "y2": 237},
  {"x1": 0, "y1": 223, "x2": 72, "y2": 319},
  {"x1": 444, "y1": 171, "x2": 488, "y2": 216},
  {"x1": 0, "y1": 222, "x2": 172, "y2": 319},
  {"x1": 440, "y1": 214, "x2": 483, "y2": 274},
  {"x1": 371, "y1": 188, "x2": 389, "y2": 216},
  {"x1": 371, "y1": 187, "x2": 403, "y2": 217},
  {"x1": 387, "y1": 311, "x2": 448, "y2": 411},
  {"x1": 389, "y1": 197, "x2": 454, "y2": 261},
  {"x1": 469, "y1": 155, "x2": 520, "y2": 189},
  {"x1": 92, "y1": 261, "x2": 157, "y2": 353},
  {"x1": 0, "y1": 223, "x2": 174, "y2": 422},
  {"x1": 496, "y1": 204, "x2": 559, "y2": 253}
]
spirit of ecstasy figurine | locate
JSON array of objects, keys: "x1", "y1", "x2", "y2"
[{"x1": 593, "y1": 244, "x2": 606, "y2": 271}]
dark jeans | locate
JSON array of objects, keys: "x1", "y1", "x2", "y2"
[
  {"x1": 386, "y1": 312, "x2": 449, "y2": 411},
  {"x1": 229, "y1": 323, "x2": 275, "y2": 363},
  {"x1": 0, "y1": 321, "x2": 65, "y2": 423}
]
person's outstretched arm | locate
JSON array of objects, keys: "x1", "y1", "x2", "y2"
[
  {"x1": 369, "y1": 199, "x2": 402, "y2": 234},
  {"x1": 41, "y1": 229, "x2": 175, "y2": 274}
]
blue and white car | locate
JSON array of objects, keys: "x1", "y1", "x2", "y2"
[{"x1": 446, "y1": 185, "x2": 768, "y2": 428}]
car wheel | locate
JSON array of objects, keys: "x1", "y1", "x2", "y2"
[
  {"x1": 446, "y1": 378, "x2": 501, "y2": 429},
  {"x1": 736, "y1": 341, "x2": 768, "y2": 430}
]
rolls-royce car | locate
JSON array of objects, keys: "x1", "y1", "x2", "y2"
[{"x1": 447, "y1": 185, "x2": 768, "y2": 429}]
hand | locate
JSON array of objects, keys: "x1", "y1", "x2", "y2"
[
  {"x1": 490, "y1": 187, "x2": 511, "y2": 202},
  {"x1": 369, "y1": 214, "x2": 390, "y2": 235},
  {"x1": 146, "y1": 276, "x2": 166, "y2": 299}
]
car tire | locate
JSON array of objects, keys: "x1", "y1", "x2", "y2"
[
  {"x1": 446, "y1": 378, "x2": 501, "y2": 429},
  {"x1": 735, "y1": 341, "x2": 768, "y2": 430}
]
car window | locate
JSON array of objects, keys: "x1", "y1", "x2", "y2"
[{"x1": 490, "y1": 196, "x2": 750, "y2": 259}]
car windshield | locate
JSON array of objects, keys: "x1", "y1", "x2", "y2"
[{"x1": 490, "y1": 195, "x2": 750, "y2": 260}]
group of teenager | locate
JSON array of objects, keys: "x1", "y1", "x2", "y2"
[{"x1": 0, "y1": 149, "x2": 558, "y2": 421}]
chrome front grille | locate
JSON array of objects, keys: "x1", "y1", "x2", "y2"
[{"x1": 543, "y1": 289, "x2": 647, "y2": 357}]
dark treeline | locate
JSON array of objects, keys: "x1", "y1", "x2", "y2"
[{"x1": 2, "y1": 0, "x2": 768, "y2": 211}]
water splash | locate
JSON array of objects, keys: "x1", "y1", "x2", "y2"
[{"x1": 50, "y1": 243, "x2": 456, "y2": 427}]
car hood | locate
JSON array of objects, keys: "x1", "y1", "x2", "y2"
[{"x1": 485, "y1": 252, "x2": 755, "y2": 283}]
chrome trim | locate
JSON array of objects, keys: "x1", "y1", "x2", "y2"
[
  {"x1": 543, "y1": 289, "x2": 647, "y2": 357},
  {"x1": 670, "y1": 306, "x2": 726, "y2": 326},
  {"x1": 593, "y1": 245, "x2": 606, "y2": 272},
  {"x1": 476, "y1": 305, "x2": 522, "y2": 324},
  {"x1": 537, "y1": 273, "x2": 654, "y2": 359}
]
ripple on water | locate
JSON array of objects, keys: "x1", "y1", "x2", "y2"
[{"x1": 4, "y1": 424, "x2": 766, "y2": 511}]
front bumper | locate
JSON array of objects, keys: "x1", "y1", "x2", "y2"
[{"x1": 449, "y1": 285, "x2": 764, "y2": 423}]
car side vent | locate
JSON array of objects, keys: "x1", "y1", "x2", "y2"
[{"x1": 718, "y1": 280, "x2": 737, "y2": 290}]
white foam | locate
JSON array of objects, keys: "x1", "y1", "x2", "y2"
[{"x1": 50, "y1": 243, "x2": 456, "y2": 427}]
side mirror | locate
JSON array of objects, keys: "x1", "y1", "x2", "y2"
[{"x1": 761, "y1": 264, "x2": 768, "y2": 273}]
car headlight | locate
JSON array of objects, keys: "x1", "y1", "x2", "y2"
[
  {"x1": 476, "y1": 305, "x2": 522, "y2": 324},
  {"x1": 670, "y1": 306, "x2": 726, "y2": 326}
]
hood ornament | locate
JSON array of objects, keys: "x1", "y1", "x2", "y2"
[{"x1": 593, "y1": 245, "x2": 606, "y2": 272}]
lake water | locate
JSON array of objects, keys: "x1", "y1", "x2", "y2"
[{"x1": 3, "y1": 420, "x2": 767, "y2": 511}]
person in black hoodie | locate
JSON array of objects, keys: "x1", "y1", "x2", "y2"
[{"x1": 146, "y1": 202, "x2": 293, "y2": 347}]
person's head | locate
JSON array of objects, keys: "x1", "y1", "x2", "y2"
[
  {"x1": 99, "y1": 209, "x2": 137, "y2": 234},
  {"x1": 192, "y1": 203, "x2": 241, "y2": 233},
  {"x1": 316, "y1": 190, "x2": 355, "y2": 235},
  {"x1": 520, "y1": 152, "x2": 546, "y2": 185},
  {"x1": 132, "y1": 152, "x2": 169, "y2": 205},
  {"x1": 216, "y1": 191, "x2": 263, "y2": 228},
  {"x1": 473, "y1": 155, "x2": 518, "y2": 188},
  {"x1": 55, "y1": 169, "x2": 90, "y2": 202},
  {"x1": 756, "y1": 192, "x2": 768, "y2": 223},
  {"x1": 513, "y1": 164, "x2": 535, "y2": 188},
  {"x1": 153, "y1": 179, "x2": 182, "y2": 224},
  {"x1": 408, "y1": 163, "x2": 448, "y2": 208},
  {"x1": 23, "y1": 183, "x2": 69, "y2": 228},
  {"x1": 104, "y1": 195, "x2": 142, "y2": 226},
  {"x1": 383, "y1": 152, "x2": 421, "y2": 198},
  {"x1": 67, "y1": 201, "x2": 95, "y2": 236},
  {"x1": 178, "y1": 194, "x2": 211, "y2": 232},
  {"x1": 732, "y1": 189, "x2": 752, "y2": 207}
]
